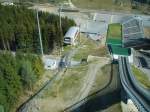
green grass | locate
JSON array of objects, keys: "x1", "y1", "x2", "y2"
[
  {"x1": 72, "y1": 36, "x2": 99, "y2": 61},
  {"x1": 72, "y1": 0, "x2": 131, "y2": 11},
  {"x1": 107, "y1": 23, "x2": 122, "y2": 39},
  {"x1": 59, "y1": 65, "x2": 88, "y2": 100},
  {"x1": 131, "y1": 65, "x2": 150, "y2": 89},
  {"x1": 0, "y1": 105, "x2": 4, "y2": 112},
  {"x1": 90, "y1": 64, "x2": 118, "y2": 93},
  {"x1": 72, "y1": 35, "x2": 109, "y2": 61},
  {"x1": 90, "y1": 64, "x2": 111, "y2": 93},
  {"x1": 42, "y1": 64, "x2": 88, "y2": 99},
  {"x1": 4, "y1": 0, "x2": 67, "y2": 4},
  {"x1": 62, "y1": 45, "x2": 72, "y2": 55}
]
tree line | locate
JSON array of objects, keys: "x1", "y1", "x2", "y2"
[
  {"x1": 0, "y1": 4, "x2": 76, "y2": 112},
  {"x1": 0, "y1": 52, "x2": 44, "y2": 112},
  {"x1": 0, "y1": 4, "x2": 76, "y2": 54}
]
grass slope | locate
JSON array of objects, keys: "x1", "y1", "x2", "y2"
[
  {"x1": 131, "y1": 65, "x2": 150, "y2": 89},
  {"x1": 72, "y1": 0, "x2": 131, "y2": 11}
]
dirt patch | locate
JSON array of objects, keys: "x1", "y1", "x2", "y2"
[
  {"x1": 75, "y1": 57, "x2": 110, "y2": 102},
  {"x1": 91, "y1": 46, "x2": 109, "y2": 57},
  {"x1": 144, "y1": 27, "x2": 150, "y2": 38}
]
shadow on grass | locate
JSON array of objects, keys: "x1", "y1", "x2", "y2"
[
  {"x1": 64, "y1": 62, "x2": 121, "y2": 112},
  {"x1": 71, "y1": 89, "x2": 121, "y2": 112}
]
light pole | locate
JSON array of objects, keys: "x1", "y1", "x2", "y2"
[
  {"x1": 36, "y1": 9, "x2": 44, "y2": 56},
  {"x1": 79, "y1": 24, "x2": 81, "y2": 44},
  {"x1": 59, "y1": 4, "x2": 62, "y2": 31}
]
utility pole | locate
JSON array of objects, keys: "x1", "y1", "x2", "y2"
[
  {"x1": 36, "y1": 9, "x2": 44, "y2": 56},
  {"x1": 59, "y1": 4, "x2": 63, "y2": 55},
  {"x1": 59, "y1": 4, "x2": 62, "y2": 31},
  {"x1": 79, "y1": 24, "x2": 81, "y2": 44}
]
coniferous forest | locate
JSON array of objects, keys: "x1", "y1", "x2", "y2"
[
  {"x1": 0, "y1": 4, "x2": 76, "y2": 54},
  {"x1": 0, "y1": 4, "x2": 76, "y2": 112},
  {"x1": 0, "y1": 52, "x2": 44, "y2": 112}
]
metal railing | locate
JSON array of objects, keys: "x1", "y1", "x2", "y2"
[{"x1": 119, "y1": 57, "x2": 150, "y2": 112}]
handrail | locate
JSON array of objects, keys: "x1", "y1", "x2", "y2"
[
  {"x1": 119, "y1": 57, "x2": 150, "y2": 112},
  {"x1": 125, "y1": 58, "x2": 150, "y2": 102}
]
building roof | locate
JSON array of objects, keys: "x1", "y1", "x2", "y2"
[
  {"x1": 64, "y1": 26, "x2": 79, "y2": 38},
  {"x1": 110, "y1": 45, "x2": 131, "y2": 56},
  {"x1": 122, "y1": 16, "x2": 144, "y2": 48},
  {"x1": 106, "y1": 23, "x2": 122, "y2": 45}
]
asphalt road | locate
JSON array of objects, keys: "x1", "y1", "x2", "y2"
[
  {"x1": 31, "y1": 3, "x2": 150, "y2": 42},
  {"x1": 60, "y1": 10, "x2": 150, "y2": 42}
]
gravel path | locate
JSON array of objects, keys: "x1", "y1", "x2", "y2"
[{"x1": 74, "y1": 58, "x2": 110, "y2": 102}]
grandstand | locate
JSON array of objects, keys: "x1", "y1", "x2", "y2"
[{"x1": 122, "y1": 16, "x2": 145, "y2": 48}]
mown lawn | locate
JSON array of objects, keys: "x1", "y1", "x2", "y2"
[{"x1": 131, "y1": 65, "x2": 150, "y2": 89}]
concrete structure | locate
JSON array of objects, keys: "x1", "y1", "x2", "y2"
[
  {"x1": 64, "y1": 26, "x2": 79, "y2": 45},
  {"x1": 106, "y1": 23, "x2": 131, "y2": 59},
  {"x1": 43, "y1": 59, "x2": 57, "y2": 70},
  {"x1": 121, "y1": 99, "x2": 138, "y2": 112},
  {"x1": 122, "y1": 16, "x2": 144, "y2": 48}
]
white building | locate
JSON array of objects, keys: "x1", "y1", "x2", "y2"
[{"x1": 64, "y1": 26, "x2": 79, "y2": 45}]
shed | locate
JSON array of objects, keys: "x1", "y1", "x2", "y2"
[
  {"x1": 64, "y1": 27, "x2": 79, "y2": 39},
  {"x1": 64, "y1": 26, "x2": 79, "y2": 45}
]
